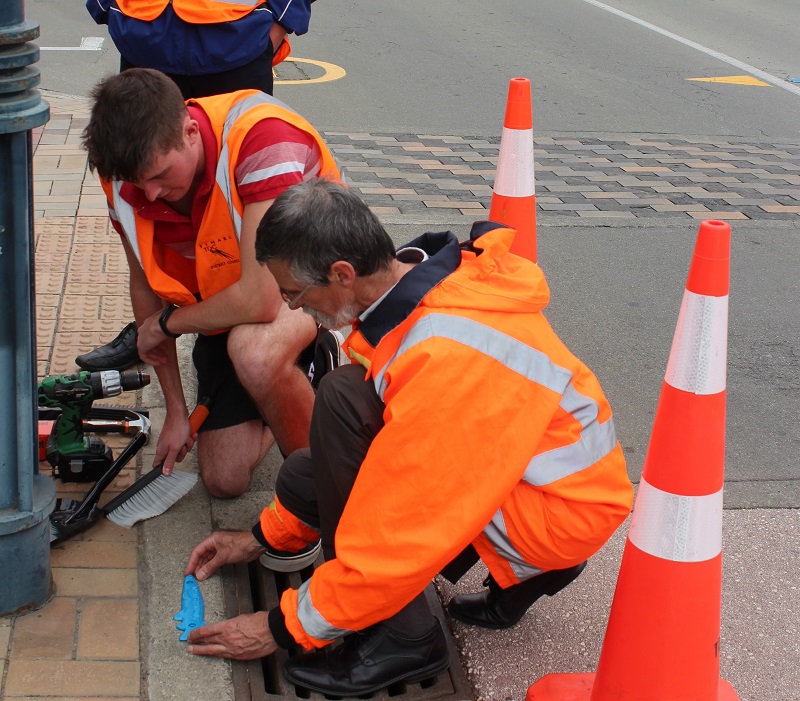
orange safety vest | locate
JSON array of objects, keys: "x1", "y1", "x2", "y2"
[
  {"x1": 101, "y1": 90, "x2": 339, "y2": 310},
  {"x1": 116, "y1": 0, "x2": 264, "y2": 23},
  {"x1": 278, "y1": 225, "x2": 633, "y2": 649}
]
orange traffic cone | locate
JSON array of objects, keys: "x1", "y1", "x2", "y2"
[
  {"x1": 489, "y1": 77, "x2": 537, "y2": 262},
  {"x1": 527, "y1": 220, "x2": 741, "y2": 701}
]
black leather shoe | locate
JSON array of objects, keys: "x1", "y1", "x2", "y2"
[
  {"x1": 75, "y1": 321, "x2": 141, "y2": 372},
  {"x1": 284, "y1": 620, "x2": 450, "y2": 695},
  {"x1": 448, "y1": 562, "x2": 587, "y2": 629}
]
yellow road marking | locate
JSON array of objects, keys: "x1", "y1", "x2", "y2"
[
  {"x1": 687, "y1": 75, "x2": 771, "y2": 86},
  {"x1": 275, "y1": 58, "x2": 346, "y2": 85}
]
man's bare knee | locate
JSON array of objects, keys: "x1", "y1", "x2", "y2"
[
  {"x1": 197, "y1": 421, "x2": 268, "y2": 498},
  {"x1": 199, "y1": 464, "x2": 252, "y2": 499},
  {"x1": 228, "y1": 311, "x2": 316, "y2": 383}
]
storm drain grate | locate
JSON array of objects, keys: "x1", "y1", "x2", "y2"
[{"x1": 223, "y1": 559, "x2": 474, "y2": 701}]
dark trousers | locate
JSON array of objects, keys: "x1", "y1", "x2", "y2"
[
  {"x1": 120, "y1": 44, "x2": 275, "y2": 99},
  {"x1": 275, "y1": 365, "x2": 479, "y2": 634}
]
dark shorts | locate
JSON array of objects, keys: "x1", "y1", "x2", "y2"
[
  {"x1": 192, "y1": 330, "x2": 319, "y2": 433},
  {"x1": 192, "y1": 332, "x2": 263, "y2": 432}
]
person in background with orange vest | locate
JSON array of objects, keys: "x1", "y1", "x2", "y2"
[
  {"x1": 81, "y1": 69, "x2": 341, "y2": 498},
  {"x1": 182, "y1": 179, "x2": 634, "y2": 696},
  {"x1": 78, "y1": 0, "x2": 314, "y2": 373},
  {"x1": 86, "y1": 0, "x2": 308, "y2": 99}
]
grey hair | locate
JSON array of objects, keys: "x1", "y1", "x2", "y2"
[{"x1": 255, "y1": 179, "x2": 396, "y2": 285}]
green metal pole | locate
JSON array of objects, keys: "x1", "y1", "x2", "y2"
[{"x1": 0, "y1": 0, "x2": 56, "y2": 615}]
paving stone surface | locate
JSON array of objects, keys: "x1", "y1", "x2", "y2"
[
  {"x1": 325, "y1": 132, "x2": 800, "y2": 221},
  {"x1": 32, "y1": 94, "x2": 800, "y2": 225}
]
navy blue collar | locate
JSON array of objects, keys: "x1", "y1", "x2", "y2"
[
  {"x1": 357, "y1": 231, "x2": 460, "y2": 347},
  {"x1": 357, "y1": 221, "x2": 506, "y2": 347}
]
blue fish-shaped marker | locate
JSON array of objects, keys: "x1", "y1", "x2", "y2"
[{"x1": 174, "y1": 574, "x2": 206, "y2": 641}]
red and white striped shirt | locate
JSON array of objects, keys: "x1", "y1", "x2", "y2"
[{"x1": 111, "y1": 104, "x2": 323, "y2": 279}]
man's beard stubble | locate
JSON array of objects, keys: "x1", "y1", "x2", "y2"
[{"x1": 302, "y1": 302, "x2": 360, "y2": 331}]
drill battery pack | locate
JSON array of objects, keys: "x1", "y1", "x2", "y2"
[
  {"x1": 47, "y1": 433, "x2": 114, "y2": 483},
  {"x1": 39, "y1": 404, "x2": 151, "y2": 483}
]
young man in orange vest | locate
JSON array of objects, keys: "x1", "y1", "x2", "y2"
[
  {"x1": 77, "y1": 0, "x2": 312, "y2": 372},
  {"x1": 82, "y1": 69, "x2": 341, "y2": 497},
  {"x1": 182, "y1": 180, "x2": 634, "y2": 695}
]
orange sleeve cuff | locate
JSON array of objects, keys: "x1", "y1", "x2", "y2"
[
  {"x1": 258, "y1": 496, "x2": 319, "y2": 552},
  {"x1": 280, "y1": 587, "x2": 334, "y2": 651},
  {"x1": 272, "y1": 37, "x2": 291, "y2": 66}
]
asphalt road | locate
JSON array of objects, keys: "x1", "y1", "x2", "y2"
[
  {"x1": 24, "y1": 0, "x2": 800, "y2": 507},
  {"x1": 27, "y1": 0, "x2": 117, "y2": 95},
  {"x1": 29, "y1": 0, "x2": 800, "y2": 139},
  {"x1": 270, "y1": 0, "x2": 800, "y2": 140}
]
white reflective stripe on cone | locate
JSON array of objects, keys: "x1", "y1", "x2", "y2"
[
  {"x1": 494, "y1": 127, "x2": 535, "y2": 198},
  {"x1": 629, "y1": 477, "x2": 723, "y2": 563},
  {"x1": 665, "y1": 290, "x2": 728, "y2": 395}
]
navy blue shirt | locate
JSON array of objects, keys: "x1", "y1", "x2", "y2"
[{"x1": 87, "y1": 0, "x2": 312, "y2": 75}]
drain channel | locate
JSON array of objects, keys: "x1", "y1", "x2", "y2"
[{"x1": 222, "y1": 560, "x2": 473, "y2": 701}]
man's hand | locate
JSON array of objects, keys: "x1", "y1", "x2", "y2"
[
  {"x1": 269, "y1": 23, "x2": 288, "y2": 54},
  {"x1": 154, "y1": 409, "x2": 193, "y2": 475},
  {"x1": 186, "y1": 530, "x2": 266, "y2": 582},
  {"x1": 187, "y1": 611, "x2": 278, "y2": 660}
]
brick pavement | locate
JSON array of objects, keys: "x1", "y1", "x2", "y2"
[
  {"x1": 2, "y1": 89, "x2": 797, "y2": 700},
  {"x1": 328, "y1": 132, "x2": 800, "y2": 221},
  {"x1": 3, "y1": 92, "x2": 141, "y2": 700}
]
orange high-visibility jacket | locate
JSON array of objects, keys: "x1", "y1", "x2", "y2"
[
  {"x1": 101, "y1": 90, "x2": 339, "y2": 309},
  {"x1": 279, "y1": 223, "x2": 634, "y2": 649}
]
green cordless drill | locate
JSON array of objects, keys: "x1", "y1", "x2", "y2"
[{"x1": 38, "y1": 370, "x2": 150, "y2": 482}]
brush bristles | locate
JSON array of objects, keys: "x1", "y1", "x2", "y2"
[{"x1": 107, "y1": 471, "x2": 198, "y2": 528}]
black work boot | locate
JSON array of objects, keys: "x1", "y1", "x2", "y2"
[
  {"x1": 284, "y1": 620, "x2": 450, "y2": 695},
  {"x1": 75, "y1": 321, "x2": 141, "y2": 372},
  {"x1": 447, "y1": 562, "x2": 587, "y2": 629}
]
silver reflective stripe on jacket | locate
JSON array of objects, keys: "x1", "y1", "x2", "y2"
[
  {"x1": 110, "y1": 179, "x2": 142, "y2": 265},
  {"x1": 483, "y1": 510, "x2": 545, "y2": 581},
  {"x1": 216, "y1": 92, "x2": 301, "y2": 239},
  {"x1": 523, "y1": 386, "x2": 617, "y2": 486},
  {"x1": 372, "y1": 312, "x2": 618, "y2": 579},
  {"x1": 373, "y1": 313, "x2": 569, "y2": 401},
  {"x1": 373, "y1": 313, "x2": 616, "y2": 483},
  {"x1": 296, "y1": 578, "x2": 351, "y2": 642}
]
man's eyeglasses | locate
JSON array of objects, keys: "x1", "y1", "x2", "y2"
[{"x1": 280, "y1": 284, "x2": 313, "y2": 310}]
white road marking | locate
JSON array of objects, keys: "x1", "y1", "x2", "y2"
[
  {"x1": 580, "y1": 0, "x2": 800, "y2": 97},
  {"x1": 40, "y1": 37, "x2": 104, "y2": 51}
]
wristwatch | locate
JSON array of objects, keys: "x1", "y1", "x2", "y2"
[{"x1": 158, "y1": 304, "x2": 182, "y2": 338}]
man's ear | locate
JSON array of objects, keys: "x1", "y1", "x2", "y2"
[
  {"x1": 328, "y1": 261, "x2": 356, "y2": 287},
  {"x1": 184, "y1": 115, "x2": 200, "y2": 145}
]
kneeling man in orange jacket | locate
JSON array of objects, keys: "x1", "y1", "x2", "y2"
[{"x1": 184, "y1": 178, "x2": 634, "y2": 696}]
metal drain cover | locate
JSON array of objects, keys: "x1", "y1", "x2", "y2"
[{"x1": 223, "y1": 560, "x2": 473, "y2": 701}]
